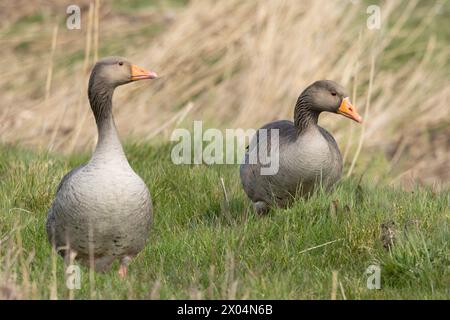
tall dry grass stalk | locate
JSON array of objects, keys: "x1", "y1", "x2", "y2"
[
  {"x1": 0, "y1": 0, "x2": 449, "y2": 185},
  {"x1": 45, "y1": 24, "x2": 58, "y2": 103},
  {"x1": 0, "y1": 223, "x2": 31, "y2": 299},
  {"x1": 49, "y1": 247, "x2": 58, "y2": 300},
  {"x1": 339, "y1": 280, "x2": 347, "y2": 300},
  {"x1": 347, "y1": 53, "x2": 376, "y2": 178},
  {"x1": 331, "y1": 270, "x2": 338, "y2": 300},
  {"x1": 67, "y1": 1, "x2": 96, "y2": 154},
  {"x1": 93, "y1": 0, "x2": 100, "y2": 62}
]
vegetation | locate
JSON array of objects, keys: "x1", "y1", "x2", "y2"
[
  {"x1": 0, "y1": 0, "x2": 449, "y2": 187},
  {"x1": 0, "y1": 0, "x2": 448, "y2": 300},
  {"x1": 0, "y1": 144, "x2": 448, "y2": 299}
]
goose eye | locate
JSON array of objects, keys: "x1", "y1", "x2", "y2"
[
  {"x1": 118, "y1": 61, "x2": 123, "y2": 66},
  {"x1": 331, "y1": 92, "x2": 337, "y2": 96}
]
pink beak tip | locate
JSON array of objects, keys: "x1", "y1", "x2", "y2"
[{"x1": 149, "y1": 71, "x2": 158, "y2": 79}]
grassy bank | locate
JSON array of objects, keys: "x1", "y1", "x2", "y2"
[
  {"x1": 1, "y1": 0, "x2": 449, "y2": 187},
  {"x1": 0, "y1": 143, "x2": 448, "y2": 299}
]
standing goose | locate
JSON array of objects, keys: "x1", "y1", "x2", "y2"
[
  {"x1": 46, "y1": 56, "x2": 158, "y2": 277},
  {"x1": 240, "y1": 80, "x2": 362, "y2": 214}
]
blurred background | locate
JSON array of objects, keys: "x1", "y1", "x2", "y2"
[{"x1": 0, "y1": 0, "x2": 449, "y2": 188}]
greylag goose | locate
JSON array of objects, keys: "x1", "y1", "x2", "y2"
[
  {"x1": 240, "y1": 80, "x2": 362, "y2": 214},
  {"x1": 46, "y1": 56, "x2": 157, "y2": 277}
]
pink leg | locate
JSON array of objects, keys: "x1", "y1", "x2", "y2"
[
  {"x1": 118, "y1": 264, "x2": 127, "y2": 278},
  {"x1": 118, "y1": 256, "x2": 131, "y2": 279}
]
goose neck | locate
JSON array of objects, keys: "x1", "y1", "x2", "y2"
[
  {"x1": 293, "y1": 94, "x2": 319, "y2": 134},
  {"x1": 88, "y1": 86, "x2": 127, "y2": 163}
]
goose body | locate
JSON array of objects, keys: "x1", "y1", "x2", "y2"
[
  {"x1": 240, "y1": 80, "x2": 362, "y2": 214},
  {"x1": 46, "y1": 57, "x2": 158, "y2": 275}
]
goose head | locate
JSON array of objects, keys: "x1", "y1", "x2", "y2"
[
  {"x1": 301, "y1": 80, "x2": 362, "y2": 123},
  {"x1": 89, "y1": 56, "x2": 158, "y2": 90},
  {"x1": 87, "y1": 57, "x2": 158, "y2": 123}
]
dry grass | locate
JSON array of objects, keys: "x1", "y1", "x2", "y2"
[{"x1": 0, "y1": 0, "x2": 449, "y2": 186}]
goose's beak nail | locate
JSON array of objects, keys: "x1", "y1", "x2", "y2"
[
  {"x1": 337, "y1": 97, "x2": 363, "y2": 123},
  {"x1": 130, "y1": 64, "x2": 158, "y2": 81}
]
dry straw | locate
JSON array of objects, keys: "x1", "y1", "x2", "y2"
[{"x1": 0, "y1": 0, "x2": 448, "y2": 185}]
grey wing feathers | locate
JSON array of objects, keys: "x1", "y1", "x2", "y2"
[
  {"x1": 246, "y1": 120, "x2": 296, "y2": 153},
  {"x1": 241, "y1": 120, "x2": 296, "y2": 203},
  {"x1": 47, "y1": 164, "x2": 84, "y2": 251},
  {"x1": 318, "y1": 126, "x2": 343, "y2": 175},
  {"x1": 318, "y1": 127, "x2": 339, "y2": 149}
]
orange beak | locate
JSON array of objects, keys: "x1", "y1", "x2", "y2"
[
  {"x1": 337, "y1": 97, "x2": 362, "y2": 123},
  {"x1": 130, "y1": 64, "x2": 158, "y2": 81}
]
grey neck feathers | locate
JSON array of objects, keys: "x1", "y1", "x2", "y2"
[
  {"x1": 293, "y1": 93, "x2": 319, "y2": 134},
  {"x1": 88, "y1": 78, "x2": 114, "y2": 124},
  {"x1": 88, "y1": 81, "x2": 127, "y2": 163}
]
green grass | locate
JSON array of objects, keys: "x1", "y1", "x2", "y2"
[{"x1": 0, "y1": 143, "x2": 448, "y2": 299}]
